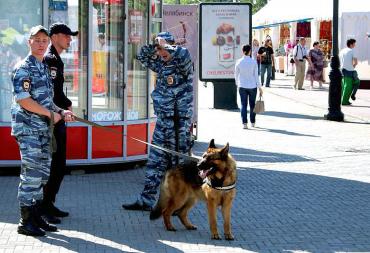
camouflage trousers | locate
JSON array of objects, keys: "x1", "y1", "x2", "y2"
[
  {"x1": 17, "y1": 134, "x2": 51, "y2": 207},
  {"x1": 138, "y1": 116, "x2": 192, "y2": 207}
]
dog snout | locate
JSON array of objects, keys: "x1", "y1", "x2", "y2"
[{"x1": 197, "y1": 158, "x2": 207, "y2": 170}]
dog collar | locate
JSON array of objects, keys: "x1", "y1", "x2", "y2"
[{"x1": 204, "y1": 177, "x2": 236, "y2": 191}]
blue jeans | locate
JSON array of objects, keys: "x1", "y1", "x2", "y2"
[
  {"x1": 260, "y1": 64, "x2": 272, "y2": 87},
  {"x1": 239, "y1": 87, "x2": 257, "y2": 124}
]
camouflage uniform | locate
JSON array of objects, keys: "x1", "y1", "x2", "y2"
[
  {"x1": 11, "y1": 55, "x2": 55, "y2": 207},
  {"x1": 136, "y1": 44, "x2": 193, "y2": 207}
]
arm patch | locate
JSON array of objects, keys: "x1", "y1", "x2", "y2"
[{"x1": 22, "y1": 79, "x2": 31, "y2": 92}]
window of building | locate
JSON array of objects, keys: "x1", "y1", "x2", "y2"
[
  {"x1": 127, "y1": 0, "x2": 149, "y2": 121},
  {"x1": 91, "y1": 0, "x2": 124, "y2": 121},
  {"x1": 49, "y1": 0, "x2": 88, "y2": 119},
  {"x1": 0, "y1": 0, "x2": 42, "y2": 122}
]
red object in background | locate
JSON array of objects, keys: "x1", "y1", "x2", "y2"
[
  {"x1": 149, "y1": 122, "x2": 156, "y2": 142},
  {"x1": 0, "y1": 127, "x2": 20, "y2": 160},
  {"x1": 223, "y1": 53, "x2": 231, "y2": 60},
  {"x1": 320, "y1": 20, "x2": 332, "y2": 41},
  {"x1": 127, "y1": 124, "x2": 147, "y2": 156},
  {"x1": 297, "y1": 22, "x2": 311, "y2": 38},
  {"x1": 67, "y1": 127, "x2": 88, "y2": 159},
  {"x1": 151, "y1": 0, "x2": 155, "y2": 16},
  {"x1": 92, "y1": 126, "x2": 123, "y2": 158}
]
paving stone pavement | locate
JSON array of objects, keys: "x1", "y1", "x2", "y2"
[{"x1": 1, "y1": 74, "x2": 370, "y2": 253}]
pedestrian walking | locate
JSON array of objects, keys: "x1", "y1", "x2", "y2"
[
  {"x1": 235, "y1": 44, "x2": 263, "y2": 129},
  {"x1": 11, "y1": 25, "x2": 74, "y2": 236},
  {"x1": 293, "y1": 37, "x2": 308, "y2": 90},
  {"x1": 42, "y1": 23, "x2": 78, "y2": 223},
  {"x1": 252, "y1": 39, "x2": 260, "y2": 75},
  {"x1": 339, "y1": 38, "x2": 360, "y2": 105},
  {"x1": 258, "y1": 39, "x2": 274, "y2": 87},
  {"x1": 306, "y1": 41, "x2": 324, "y2": 89},
  {"x1": 122, "y1": 32, "x2": 193, "y2": 211}
]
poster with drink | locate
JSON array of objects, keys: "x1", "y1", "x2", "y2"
[{"x1": 199, "y1": 3, "x2": 251, "y2": 81}]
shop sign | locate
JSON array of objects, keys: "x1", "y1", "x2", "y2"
[
  {"x1": 199, "y1": 3, "x2": 251, "y2": 81},
  {"x1": 92, "y1": 111, "x2": 122, "y2": 121},
  {"x1": 127, "y1": 110, "x2": 139, "y2": 121}
]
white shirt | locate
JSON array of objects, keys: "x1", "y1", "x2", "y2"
[
  {"x1": 293, "y1": 44, "x2": 307, "y2": 60},
  {"x1": 234, "y1": 56, "x2": 261, "y2": 89},
  {"x1": 340, "y1": 47, "x2": 356, "y2": 71}
]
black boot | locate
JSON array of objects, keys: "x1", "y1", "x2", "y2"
[
  {"x1": 17, "y1": 206, "x2": 45, "y2": 236},
  {"x1": 34, "y1": 202, "x2": 58, "y2": 232},
  {"x1": 49, "y1": 203, "x2": 69, "y2": 218},
  {"x1": 43, "y1": 200, "x2": 69, "y2": 218},
  {"x1": 40, "y1": 200, "x2": 62, "y2": 223}
]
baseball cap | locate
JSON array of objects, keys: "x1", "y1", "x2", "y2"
[
  {"x1": 49, "y1": 23, "x2": 78, "y2": 36},
  {"x1": 29, "y1": 25, "x2": 48, "y2": 38},
  {"x1": 157, "y1": 32, "x2": 175, "y2": 44}
]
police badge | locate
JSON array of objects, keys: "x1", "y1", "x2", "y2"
[
  {"x1": 167, "y1": 75, "x2": 174, "y2": 85},
  {"x1": 22, "y1": 79, "x2": 31, "y2": 92},
  {"x1": 50, "y1": 67, "x2": 57, "y2": 79}
]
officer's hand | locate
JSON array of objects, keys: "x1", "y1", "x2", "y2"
[
  {"x1": 52, "y1": 112, "x2": 62, "y2": 124},
  {"x1": 63, "y1": 110, "x2": 75, "y2": 122}
]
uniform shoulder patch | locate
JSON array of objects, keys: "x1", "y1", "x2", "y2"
[
  {"x1": 50, "y1": 67, "x2": 58, "y2": 79},
  {"x1": 22, "y1": 78, "x2": 31, "y2": 92}
]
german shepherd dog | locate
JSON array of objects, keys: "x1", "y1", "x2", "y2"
[{"x1": 150, "y1": 139, "x2": 237, "y2": 240}]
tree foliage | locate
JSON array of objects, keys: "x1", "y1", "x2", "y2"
[{"x1": 163, "y1": 0, "x2": 267, "y2": 14}]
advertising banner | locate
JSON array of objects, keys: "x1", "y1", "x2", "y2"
[
  {"x1": 163, "y1": 5, "x2": 198, "y2": 122},
  {"x1": 199, "y1": 3, "x2": 251, "y2": 81}
]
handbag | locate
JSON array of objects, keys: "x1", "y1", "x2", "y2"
[{"x1": 254, "y1": 96, "x2": 265, "y2": 114}]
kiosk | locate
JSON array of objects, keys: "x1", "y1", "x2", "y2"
[{"x1": 0, "y1": 0, "x2": 164, "y2": 167}]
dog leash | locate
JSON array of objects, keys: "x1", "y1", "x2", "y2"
[{"x1": 73, "y1": 116, "x2": 199, "y2": 162}]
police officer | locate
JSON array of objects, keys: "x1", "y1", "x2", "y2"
[
  {"x1": 42, "y1": 23, "x2": 78, "y2": 222},
  {"x1": 11, "y1": 25, "x2": 74, "y2": 236},
  {"x1": 122, "y1": 32, "x2": 194, "y2": 211}
]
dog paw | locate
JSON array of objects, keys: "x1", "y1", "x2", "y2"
[
  {"x1": 166, "y1": 227, "x2": 177, "y2": 232},
  {"x1": 224, "y1": 233, "x2": 234, "y2": 240},
  {"x1": 211, "y1": 234, "x2": 221, "y2": 240},
  {"x1": 186, "y1": 225, "x2": 197, "y2": 230}
]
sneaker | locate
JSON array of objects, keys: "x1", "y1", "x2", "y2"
[
  {"x1": 251, "y1": 123, "x2": 255, "y2": 127},
  {"x1": 298, "y1": 88, "x2": 305, "y2": 90},
  {"x1": 243, "y1": 123, "x2": 248, "y2": 129}
]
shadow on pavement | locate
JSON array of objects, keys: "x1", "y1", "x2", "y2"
[
  {"x1": 262, "y1": 111, "x2": 323, "y2": 120},
  {"x1": 193, "y1": 141, "x2": 315, "y2": 163},
  {"x1": 254, "y1": 126, "x2": 320, "y2": 138},
  {"x1": 1, "y1": 142, "x2": 370, "y2": 252}
]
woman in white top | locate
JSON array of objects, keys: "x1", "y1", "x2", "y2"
[{"x1": 234, "y1": 44, "x2": 263, "y2": 129}]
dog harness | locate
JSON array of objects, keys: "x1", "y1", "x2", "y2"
[{"x1": 204, "y1": 177, "x2": 236, "y2": 191}]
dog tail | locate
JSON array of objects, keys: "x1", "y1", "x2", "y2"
[{"x1": 150, "y1": 184, "x2": 166, "y2": 220}]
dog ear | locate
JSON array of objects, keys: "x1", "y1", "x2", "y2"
[
  {"x1": 208, "y1": 139, "x2": 216, "y2": 149},
  {"x1": 220, "y1": 143, "x2": 229, "y2": 158}
]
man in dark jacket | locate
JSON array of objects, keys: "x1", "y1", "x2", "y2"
[{"x1": 42, "y1": 23, "x2": 78, "y2": 223}]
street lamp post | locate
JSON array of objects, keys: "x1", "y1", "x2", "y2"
[{"x1": 325, "y1": 0, "x2": 344, "y2": 121}]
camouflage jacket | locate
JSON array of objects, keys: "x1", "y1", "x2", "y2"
[
  {"x1": 11, "y1": 55, "x2": 55, "y2": 136},
  {"x1": 136, "y1": 44, "x2": 193, "y2": 118}
]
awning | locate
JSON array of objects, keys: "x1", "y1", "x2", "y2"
[
  {"x1": 253, "y1": 18, "x2": 313, "y2": 30},
  {"x1": 252, "y1": 0, "x2": 370, "y2": 27}
]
